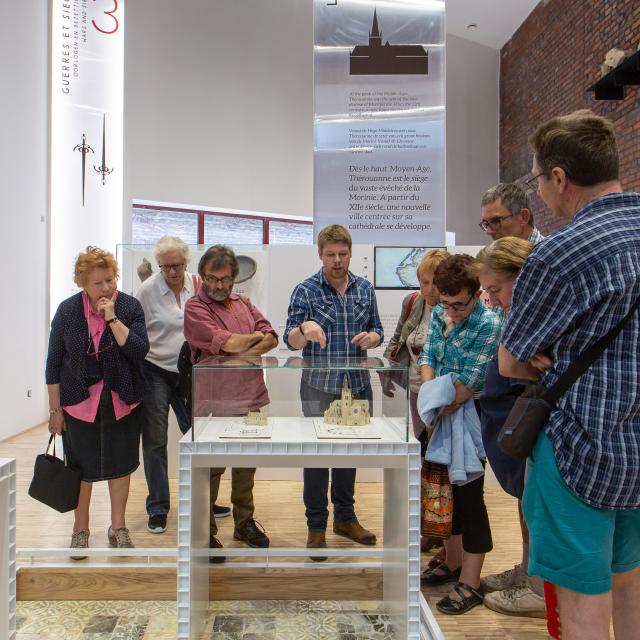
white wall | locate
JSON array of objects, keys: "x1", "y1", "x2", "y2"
[
  {"x1": 445, "y1": 34, "x2": 500, "y2": 245},
  {"x1": 0, "y1": 2, "x2": 49, "y2": 440},
  {"x1": 123, "y1": 2, "x2": 499, "y2": 245}
]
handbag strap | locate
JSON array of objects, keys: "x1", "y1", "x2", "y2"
[
  {"x1": 402, "y1": 291, "x2": 420, "y2": 323},
  {"x1": 46, "y1": 434, "x2": 68, "y2": 465},
  {"x1": 46, "y1": 434, "x2": 56, "y2": 456},
  {"x1": 545, "y1": 292, "x2": 640, "y2": 404}
]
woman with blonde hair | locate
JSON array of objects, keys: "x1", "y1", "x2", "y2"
[
  {"x1": 473, "y1": 237, "x2": 546, "y2": 619},
  {"x1": 46, "y1": 247, "x2": 149, "y2": 557},
  {"x1": 383, "y1": 248, "x2": 450, "y2": 552}
]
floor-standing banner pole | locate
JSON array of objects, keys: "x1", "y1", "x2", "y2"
[
  {"x1": 313, "y1": 0, "x2": 446, "y2": 246},
  {"x1": 50, "y1": 0, "x2": 124, "y2": 315}
]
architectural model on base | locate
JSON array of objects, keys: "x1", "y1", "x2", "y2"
[
  {"x1": 324, "y1": 379, "x2": 370, "y2": 426},
  {"x1": 244, "y1": 410, "x2": 268, "y2": 426}
]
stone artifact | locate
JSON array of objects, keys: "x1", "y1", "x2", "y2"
[
  {"x1": 137, "y1": 257, "x2": 153, "y2": 283},
  {"x1": 244, "y1": 411, "x2": 268, "y2": 426},
  {"x1": 601, "y1": 47, "x2": 633, "y2": 77},
  {"x1": 324, "y1": 379, "x2": 370, "y2": 426}
]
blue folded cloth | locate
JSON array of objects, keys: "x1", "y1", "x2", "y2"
[{"x1": 417, "y1": 373, "x2": 485, "y2": 485}]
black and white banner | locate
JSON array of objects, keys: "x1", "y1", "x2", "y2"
[
  {"x1": 51, "y1": 0, "x2": 124, "y2": 314},
  {"x1": 314, "y1": 0, "x2": 446, "y2": 245}
]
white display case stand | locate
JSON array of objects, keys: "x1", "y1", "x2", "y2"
[
  {"x1": 0, "y1": 458, "x2": 17, "y2": 640},
  {"x1": 177, "y1": 418, "x2": 435, "y2": 640}
]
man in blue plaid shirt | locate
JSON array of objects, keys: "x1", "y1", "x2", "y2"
[
  {"x1": 285, "y1": 225, "x2": 383, "y2": 558},
  {"x1": 499, "y1": 110, "x2": 640, "y2": 639}
]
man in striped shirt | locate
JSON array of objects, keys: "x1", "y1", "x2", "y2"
[{"x1": 499, "y1": 110, "x2": 640, "y2": 640}]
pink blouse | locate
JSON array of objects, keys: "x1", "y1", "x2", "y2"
[{"x1": 63, "y1": 291, "x2": 140, "y2": 423}]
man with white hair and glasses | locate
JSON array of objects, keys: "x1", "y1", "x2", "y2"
[{"x1": 136, "y1": 236, "x2": 230, "y2": 535}]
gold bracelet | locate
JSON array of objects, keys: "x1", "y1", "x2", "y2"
[{"x1": 49, "y1": 407, "x2": 62, "y2": 415}]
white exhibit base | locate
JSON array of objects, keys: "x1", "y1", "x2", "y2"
[
  {"x1": 177, "y1": 419, "x2": 442, "y2": 639},
  {"x1": 0, "y1": 458, "x2": 17, "y2": 640}
]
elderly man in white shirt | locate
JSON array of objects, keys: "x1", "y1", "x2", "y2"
[{"x1": 136, "y1": 236, "x2": 229, "y2": 533}]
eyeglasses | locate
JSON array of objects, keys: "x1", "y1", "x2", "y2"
[
  {"x1": 158, "y1": 262, "x2": 186, "y2": 272},
  {"x1": 203, "y1": 274, "x2": 234, "y2": 286},
  {"x1": 440, "y1": 294, "x2": 475, "y2": 312},
  {"x1": 478, "y1": 213, "x2": 514, "y2": 231},
  {"x1": 523, "y1": 171, "x2": 545, "y2": 191},
  {"x1": 87, "y1": 327, "x2": 114, "y2": 358}
]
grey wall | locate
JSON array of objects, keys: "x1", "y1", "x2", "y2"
[
  {"x1": 445, "y1": 34, "x2": 500, "y2": 245},
  {"x1": 124, "y1": 3, "x2": 499, "y2": 245},
  {"x1": 123, "y1": 0, "x2": 314, "y2": 233},
  {"x1": 0, "y1": 1, "x2": 49, "y2": 439}
]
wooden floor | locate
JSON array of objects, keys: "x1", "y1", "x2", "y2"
[{"x1": 1, "y1": 423, "x2": 550, "y2": 639}]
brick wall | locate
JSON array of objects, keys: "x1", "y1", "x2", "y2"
[{"x1": 500, "y1": 0, "x2": 640, "y2": 234}]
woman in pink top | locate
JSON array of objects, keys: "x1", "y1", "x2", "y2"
[{"x1": 45, "y1": 247, "x2": 150, "y2": 557}]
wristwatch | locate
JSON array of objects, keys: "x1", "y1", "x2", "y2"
[{"x1": 106, "y1": 316, "x2": 119, "y2": 325}]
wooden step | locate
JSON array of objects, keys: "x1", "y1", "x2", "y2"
[{"x1": 17, "y1": 567, "x2": 383, "y2": 601}]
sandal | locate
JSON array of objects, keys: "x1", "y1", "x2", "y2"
[
  {"x1": 427, "y1": 546, "x2": 446, "y2": 570},
  {"x1": 436, "y1": 581, "x2": 484, "y2": 615},
  {"x1": 420, "y1": 562, "x2": 462, "y2": 586}
]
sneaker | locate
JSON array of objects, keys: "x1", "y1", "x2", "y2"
[
  {"x1": 70, "y1": 529, "x2": 90, "y2": 560},
  {"x1": 233, "y1": 518, "x2": 270, "y2": 548},
  {"x1": 481, "y1": 563, "x2": 526, "y2": 593},
  {"x1": 108, "y1": 526, "x2": 134, "y2": 549},
  {"x1": 483, "y1": 584, "x2": 547, "y2": 619},
  {"x1": 213, "y1": 503, "x2": 231, "y2": 519},
  {"x1": 147, "y1": 514, "x2": 167, "y2": 534},
  {"x1": 209, "y1": 535, "x2": 226, "y2": 564}
]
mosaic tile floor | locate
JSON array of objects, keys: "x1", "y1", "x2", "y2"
[{"x1": 16, "y1": 600, "x2": 397, "y2": 639}]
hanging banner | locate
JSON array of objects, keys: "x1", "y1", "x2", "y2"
[
  {"x1": 314, "y1": 0, "x2": 445, "y2": 245},
  {"x1": 50, "y1": 0, "x2": 124, "y2": 316}
]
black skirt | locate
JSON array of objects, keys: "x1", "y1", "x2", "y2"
[{"x1": 62, "y1": 388, "x2": 141, "y2": 482}]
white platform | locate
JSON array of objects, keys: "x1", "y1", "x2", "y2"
[
  {"x1": 0, "y1": 458, "x2": 16, "y2": 640},
  {"x1": 177, "y1": 419, "x2": 440, "y2": 639}
]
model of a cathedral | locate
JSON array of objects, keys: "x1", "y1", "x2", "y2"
[
  {"x1": 244, "y1": 410, "x2": 267, "y2": 426},
  {"x1": 324, "y1": 379, "x2": 370, "y2": 426}
]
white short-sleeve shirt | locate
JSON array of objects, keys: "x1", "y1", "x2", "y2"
[{"x1": 136, "y1": 271, "x2": 198, "y2": 372}]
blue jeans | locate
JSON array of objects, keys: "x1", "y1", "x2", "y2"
[
  {"x1": 141, "y1": 360, "x2": 191, "y2": 516},
  {"x1": 300, "y1": 381, "x2": 373, "y2": 531}
]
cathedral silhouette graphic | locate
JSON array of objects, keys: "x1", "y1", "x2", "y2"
[{"x1": 350, "y1": 9, "x2": 428, "y2": 76}]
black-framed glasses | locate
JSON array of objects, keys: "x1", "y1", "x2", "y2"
[
  {"x1": 478, "y1": 213, "x2": 514, "y2": 231},
  {"x1": 440, "y1": 294, "x2": 475, "y2": 312},
  {"x1": 203, "y1": 274, "x2": 234, "y2": 286},
  {"x1": 523, "y1": 171, "x2": 545, "y2": 191},
  {"x1": 158, "y1": 262, "x2": 186, "y2": 272},
  {"x1": 87, "y1": 327, "x2": 114, "y2": 358}
]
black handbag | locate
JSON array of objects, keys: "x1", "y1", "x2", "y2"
[
  {"x1": 28, "y1": 434, "x2": 82, "y2": 513},
  {"x1": 499, "y1": 293, "x2": 640, "y2": 460}
]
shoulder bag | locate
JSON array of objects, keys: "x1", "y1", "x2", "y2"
[{"x1": 499, "y1": 293, "x2": 640, "y2": 460}]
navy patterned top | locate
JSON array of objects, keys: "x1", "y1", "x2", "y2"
[{"x1": 46, "y1": 291, "x2": 150, "y2": 406}]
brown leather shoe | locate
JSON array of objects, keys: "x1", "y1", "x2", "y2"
[
  {"x1": 307, "y1": 530, "x2": 327, "y2": 562},
  {"x1": 333, "y1": 519, "x2": 377, "y2": 545}
]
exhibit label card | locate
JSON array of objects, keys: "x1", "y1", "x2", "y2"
[
  {"x1": 50, "y1": 0, "x2": 124, "y2": 315},
  {"x1": 314, "y1": 0, "x2": 445, "y2": 245}
]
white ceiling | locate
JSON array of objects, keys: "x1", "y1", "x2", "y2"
[{"x1": 446, "y1": 0, "x2": 541, "y2": 50}]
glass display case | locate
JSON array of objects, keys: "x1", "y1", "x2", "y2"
[
  {"x1": 177, "y1": 357, "x2": 424, "y2": 640},
  {"x1": 190, "y1": 355, "x2": 410, "y2": 443}
]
